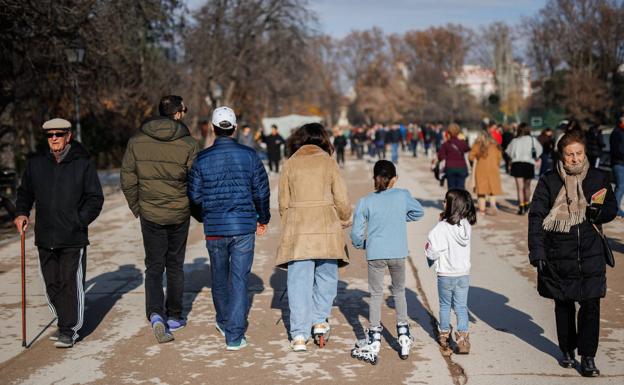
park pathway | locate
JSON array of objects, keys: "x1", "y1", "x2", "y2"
[{"x1": 0, "y1": 150, "x2": 622, "y2": 384}]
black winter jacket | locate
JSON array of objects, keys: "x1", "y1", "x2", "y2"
[
  {"x1": 333, "y1": 135, "x2": 347, "y2": 149},
  {"x1": 15, "y1": 142, "x2": 104, "y2": 248},
  {"x1": 528, "y1": 168, "x2": 617, "y2": 301}
]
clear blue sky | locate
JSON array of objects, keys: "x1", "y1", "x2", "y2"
[{"x1": 186, "y1": 0, "x2": 547, "y2": 37}]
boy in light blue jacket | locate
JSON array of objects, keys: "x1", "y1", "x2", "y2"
[{"x1": 350, "y1": 160, "x2": 424, "y2": 364}]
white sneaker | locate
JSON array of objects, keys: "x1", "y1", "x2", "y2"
[{"x1": 291, "y1": 335, "x2": 307, "y2": 352}]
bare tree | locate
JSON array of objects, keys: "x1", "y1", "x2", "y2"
[
  {"x1": 523, "y1": 0, "x2": 624, "y2": 121},
  {"x1": 0, "y1": 0, "x2": 185, "y2": 168},
  {"x1": 184, "y1": 0, "x2": 315, "y2": 125}
]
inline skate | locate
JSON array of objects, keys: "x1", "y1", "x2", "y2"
[
  {"x1": 350, "y1": 326, "x2": 383, "y2": 365},
  {"x1": 397, "y1": 322, "x2": 413, "y2": 360},
  {"x1": 312, "y1": 321, "x2": 331, "y2": 348}
]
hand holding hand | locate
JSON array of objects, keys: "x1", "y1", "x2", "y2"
[
  {"x1": 14, "y1": 216, "x2": 28, "y2": 235},
  {"x1": 256, "y1": 223, "x2": 268, "y2": 236},
  {"x1": 341, "y1": 219, "x2": 353, "y2": 229}
]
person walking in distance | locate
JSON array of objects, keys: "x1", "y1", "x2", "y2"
[
  {"x1": 14, "y1": 118, "x2": 104, "y2": 348},
  {"x1": 425, "y1": 189, "x2": 476, "y2": 356},
  {"x1": 437, "y1": 123, "x2": 470, "y2": 190},
  {"x1": 585, "y1": 124, "x2": 604, "y2": 168},
  {"x1": 506, "y1": 123, "x2": 543, "y2": 215},
  {"x1": 350, "y1": 160, "x2": 424, "y2": 364},
  {"x1": 333, "y1": 129, "x2": 348, "y2": 167},
  {"x1": 264, "y1": 124, "x2": 285, "y2": 174},
  {"x1": 528, "y1": 131, "x2": 617, "y2": 376},
  {"x1": 276, "y1": 123, "x2": 352, "y2": 352},
  {"x1": 387, "y1": 124, "x2": 401, "y2": 164},
  {"x1": 188, "y1": 106, "x2": 270, "y2": 351},
  {"x1": 121, "y1": 95, "x2": 199, "y2": 343},
  {"x1": 469, "y1": 128, "x2": 503, "y2": 215},
  {"x1": 537, "y1": 127, "x2": 555, "y2": 176},
  {"x1": 238, "y1": 125, "x2": 255, "y2": 148}
]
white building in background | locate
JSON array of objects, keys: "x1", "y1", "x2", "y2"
[
  {"x1": 455, "y1": 63, "x2": 532, "y2": 101},
  {"x1": 455, "y1": 65, "x2": 496, "y2": 101},
  {"x1": 517, "y1": 63, "x2": 532, "y2": 99}
]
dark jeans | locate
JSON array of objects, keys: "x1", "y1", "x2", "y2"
[
  {"x1": 206, "y1": 233, "x2": 255, "y2": 344},
  {"x1": 38, "y1": 247, "x2": 86, "y2": 340},
  {"x1": 336, "y1": 148, "x2": 345, "y2": 165},
  {"x1": 268, "y1": 155, "x2": 280, "y2": 173},
  {"x1": 446, "y1": 169, "x2": 467, "y2": 190},
  {"x1": 554, "y1": 298, "x2": 600, "y2": 357},
  {"x1": 376, "y1": 142, "x2": 386, "y2": 159},
  {"x1": 355, "y1": 144, "x2": 364, "y2": 159},
  {"x1": 411, "y1": 140, "x2": 418, "y2": 157},
  {"x1": 140, "y1": 217, "x2": 190, "y2": 320}
]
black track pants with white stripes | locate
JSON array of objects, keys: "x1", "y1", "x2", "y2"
[{"x1": 38, "y1": 247, "x2": 86, "y2": 341}]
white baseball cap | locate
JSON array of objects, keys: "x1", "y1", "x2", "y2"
[{"x1": 211, "y1": 106, "x2": 237, "y2": 129}]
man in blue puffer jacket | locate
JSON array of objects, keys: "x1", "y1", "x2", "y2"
[{"x1": 188, "y1": 106, "x2": 270, "y2": 350}]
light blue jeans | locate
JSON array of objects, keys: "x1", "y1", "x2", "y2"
[
  {"x1": 437, "y1": 275, "x2": 470, "y2": 332},
  {"x1": 287, "y1": 259, "x2": 338, "y2": 339},
  {"x1": 613, "y1": 164, "x2": 624, "y2": 217}
]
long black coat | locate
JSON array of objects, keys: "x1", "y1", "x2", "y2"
[{"x1": 528, "y1": 168, "x2": 617, "y2": 301}]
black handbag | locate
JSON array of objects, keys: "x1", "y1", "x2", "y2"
[{"x1": 592, "y1": 223, "x2": 615, "y2": 267}]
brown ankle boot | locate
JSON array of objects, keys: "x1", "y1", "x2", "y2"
[
  {"x1": 438, "y1": 330, "x2": 452, "y2": 356},
  {"x1": 455, "y1": 331, "x2": 470, "y2": 354}
]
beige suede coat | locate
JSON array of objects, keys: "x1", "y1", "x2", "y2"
[
  {"x1": 468, "y1": 141, "x2": 503, "y2": 196},
  {"x1": 276, "y1": 145, "x2": 352, "y2": 268}
]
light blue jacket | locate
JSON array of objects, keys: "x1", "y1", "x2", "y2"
[{"x1": 351, "y1": 188, "x2": 424, "y2": 260}]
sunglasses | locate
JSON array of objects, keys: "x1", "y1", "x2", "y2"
[
  {"x1": 45, "y1": 132, "x2": 68, "y2": 138},
  {"x1": 181, "y1": 106, "x2": 188, "y2": 113}
]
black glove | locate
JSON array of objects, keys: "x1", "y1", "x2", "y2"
[
  {"x1": 586, "y1": 203, "x2": 601, "y2": 224},
  {"x1": 537, "y1": 260, "x2": 546, "y2": 274},
  {"x1": 531, "y1": 259, "x2": 546, "y2": 274}
]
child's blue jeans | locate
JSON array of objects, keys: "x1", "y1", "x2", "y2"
[{"x1": 437, "y1": 275, "x2": 470, "y2": 332}]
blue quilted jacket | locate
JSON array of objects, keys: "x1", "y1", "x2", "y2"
[{"x1": 188, "y1": 137, "x2": 270, "y2": 236}]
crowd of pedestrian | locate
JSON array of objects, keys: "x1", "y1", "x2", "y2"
[{"x1": 11, "y1": 95, "x2": 623, "y2": 377}]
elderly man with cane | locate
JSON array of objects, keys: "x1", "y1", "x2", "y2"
[{"x1": 14, "y1": 118, "x2": 104, "y2": 348}]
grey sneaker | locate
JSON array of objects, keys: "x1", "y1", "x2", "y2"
[
  {"x1": 54, "y1": 334, "x2": 74, "y2": 348},
  {"x1": 226, "y1": 337, "x2": 247, "y2": 351}
]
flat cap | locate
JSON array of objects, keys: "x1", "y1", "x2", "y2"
[{"x1": 42, "y1": 118, "x2": 71, "y2": 130}]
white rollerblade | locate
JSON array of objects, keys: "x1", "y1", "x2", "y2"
[
  {"x1": 312, "y1": 321, "x2": 331, "y2": 348},
  {"x1": 350, "y1": 326, "x2": 382, "y2": 365},
  {"x1": 397, "y1": 322, "x2": 413, "y2": 360}
]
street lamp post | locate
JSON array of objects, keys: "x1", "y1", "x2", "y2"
[
  {"x1": 213, "y1": 83, "x2": 223, "y2": 108},
  {"x1": 65, "y1": 45, "x2": 85, "y2": 142}
]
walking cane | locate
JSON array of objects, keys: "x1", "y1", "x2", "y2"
[{"x1": 20, "y1": 220, "x2": 27, "y2": 347}]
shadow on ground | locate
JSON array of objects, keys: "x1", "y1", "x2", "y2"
[
  {"x1": 468, "y1": 286, "x2": 560, "y2": 359},
  {"x1": 183, "y1": 256, "x2": 264, "y2": 323},
  {"x1": 80, "y1": 264, "x2": 143, "y2": 340}
]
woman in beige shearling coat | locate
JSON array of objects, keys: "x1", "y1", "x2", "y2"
[{"x1": 277, "y1": 123, "x2": 352, "y2": 352}]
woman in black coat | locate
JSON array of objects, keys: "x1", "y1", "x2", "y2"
[{"x1": 528, "y1": 131, "x2": 617, "y2": 377}]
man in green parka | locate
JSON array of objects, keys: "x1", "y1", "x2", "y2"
[{"x1": 121, "y1": 95, "x2": 199, "y2": 343}]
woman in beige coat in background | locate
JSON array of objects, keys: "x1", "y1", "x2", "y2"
[
  {"x1": 277, "y1": 123, "x2": 352, "y2": 352},
  {"x1": 469, "y1": 129, "x2": 503, "y2": 215}
]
